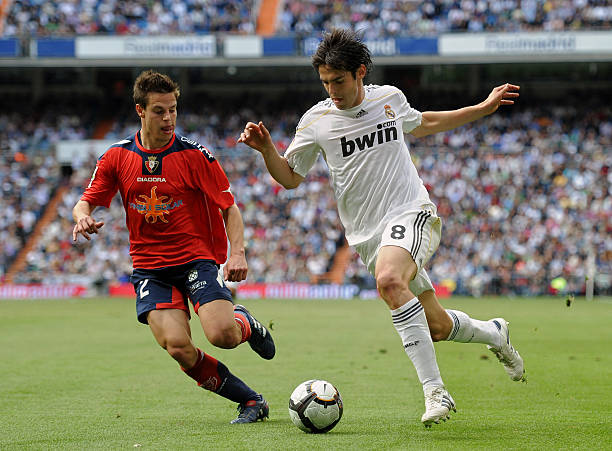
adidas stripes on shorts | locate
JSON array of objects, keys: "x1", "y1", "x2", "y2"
[{"x1": 354, "y1": 206, "x2": 441, "y2": 296}]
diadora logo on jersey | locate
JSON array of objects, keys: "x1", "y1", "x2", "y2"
[
  {"x1": 384, "y1": 104, "x2": 396, "y2": 119},
  {"x1": 128, "y1": 186, "x2": 184, "y2": 223},
  {"x1": 145, "y1": 156, "x2": 159, "y2": 173},
  {"x1": 137, "y1": 177, "x2": 166, "y2": 182},
  {"x1": 340, "y1": 120, "x2": 398, "y2": 157},
  {"x1": 181, "y1": 136, "x2": 215, "y2": 162},
  {"x1": 355, "y1": 109, "x2": 368, "y2": 118}
]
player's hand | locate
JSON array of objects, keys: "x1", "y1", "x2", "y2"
[
  {"x1": 238, "y1": 121, "x2": 274, "y2": 154},
  {"x1": 224, "y1": 253, "x2": 248, "y2": 282},
  {"x1": 72, "y1": 216, "x2": 105, "y2": 241},
  {"x1": 482, "y1": 83, "x2": 520, "y2": 115}
]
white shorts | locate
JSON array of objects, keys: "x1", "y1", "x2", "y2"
[{"x1": 354, "y1": 207, "x2": 441, "y2": 296}]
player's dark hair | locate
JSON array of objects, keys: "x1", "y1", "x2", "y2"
[
  {"x1": 133, "y1": 70, "x2": 180, "y2": 108},
  {"x1": 311, "y1": 29, "x2": 373, "y2": 79}
]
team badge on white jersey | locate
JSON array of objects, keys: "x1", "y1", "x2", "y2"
[{"x1": 384, "y1": 104, "x2": 396, "y2": 119}]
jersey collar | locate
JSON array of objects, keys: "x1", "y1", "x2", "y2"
[{"x1": 135, "y1": 130, "x2": 176, "y2": 153}]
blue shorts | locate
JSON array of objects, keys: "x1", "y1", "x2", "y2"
[{"x1": 130, "y1": 259, "x2": 233, "y2": 324}]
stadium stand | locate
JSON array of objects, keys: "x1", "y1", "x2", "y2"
[
  {"x1": 2, "y1": 101, "x2": 610, "y2": 297},
  {"x1": 408, "y1": 104, "x2": 610, "y2": 296},
  {"x1": 0, "y1": 149, "x2": 63, "y2": 281},
  {"x1": 277, "y1": 0, "x2": 612, "y2": 36},
  {"x1": 1, "y1": 0, "x2": 610, "y2": 297},
  {"x1": 2, "y1": 0, "x2": 611, "y2": 37},
  {"x1": 3, "y1": 0, "x2": 257, "y2": 37},
  {"x1": 1, "y1": 112, "x2": 92, "y2": 155}
]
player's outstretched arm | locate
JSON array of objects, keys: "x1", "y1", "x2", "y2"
[
  {"x1": 72, "y1": 200, "x2": 104, "y2": 241},
  {"x1": 222, "y1": 204, "x2": 248, "y2": 282},
  {"x1": 411, "y1": 83, "x2": 520, "y2": 138},
  {"x1": 238, "y1": 121, "x2": 304, "y2": 189}
]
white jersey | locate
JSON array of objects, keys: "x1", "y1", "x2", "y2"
[{"x1": 284, "y1": 84, "x2": 434, "y2": 246}]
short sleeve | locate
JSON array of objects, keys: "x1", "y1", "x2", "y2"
[
  {"x1": 397, "y1": 89, "x2": 422, "y2": 134},
  {"x1": 80, "y1": 149, "x2": 119, "y2": 208},
  {"x1": 283, "y1": 113, "x2": 321, "y2": 178}
]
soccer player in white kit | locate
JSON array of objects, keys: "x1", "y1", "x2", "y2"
[{"x1": 239, "y1": 29, "x2": 525, "y2": 427}]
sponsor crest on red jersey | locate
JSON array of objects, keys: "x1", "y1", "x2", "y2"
[{"x1": 135, "y1": 186, "x2": 173, "y2": 223}]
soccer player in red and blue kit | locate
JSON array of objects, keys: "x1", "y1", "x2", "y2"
[{"x1": 72, "y1": 70, "x2": 274, "y2": 424}]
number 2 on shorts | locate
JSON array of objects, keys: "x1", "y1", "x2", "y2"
[{"x1": 139, "y1": 279, "x2": 150, "y2": 298}]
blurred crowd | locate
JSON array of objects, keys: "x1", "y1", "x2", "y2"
[
  {"x1": 3, "y1": 0, "x2": 611, "y2": 38},
  {"x1": 278, "y1": 0, "x2": 612, "y2": 37},
  {"x1": 2, "y1": 100, "x2": 346, "y2": 292},
  {"x1": 412, "y1": 105, "x2": 610, "y2": 296},
  {"x1": 1, "y1": 100, "x2": 610, "y2": 297},
  {"x1": 0, "y1": 112, "x2": 92, "y2": 154},
  {"x1": 0, "y1": 152, "x2": 61, "y2": 281},
  {"x1": 3, "y1": 0, "x2": 256, "y2": 37},
  {"x1": 0, "y1": 110, "x2": 91, "y2": 280}
]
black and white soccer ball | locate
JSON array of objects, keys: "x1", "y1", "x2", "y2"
[{"x1": 288, "y1": 379, "x2": 343, "y2": 433}]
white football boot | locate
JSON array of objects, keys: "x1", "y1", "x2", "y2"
[
  {"x1": 421, "y1": 385, "x2": 456, "y2": 427},
  {"x1": 487, "y1": 318, "x2": 526, "y2": 382}
]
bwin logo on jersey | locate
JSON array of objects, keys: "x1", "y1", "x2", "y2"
[{"x1": 340, "y1": 121, "x2": 398, "y2": 157}]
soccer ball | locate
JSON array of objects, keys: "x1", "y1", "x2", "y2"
[{"x1": 288, "y1": 379, "x2": 343, "y2": 433}]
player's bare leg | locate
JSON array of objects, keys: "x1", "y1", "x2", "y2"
[
  {"x1": 375, "y1": 246, "x2": 455, "y2": 427},
  {"x1": 194, "y1": 298, "x2": 275, "y2": 360},
  {"x1": 147, "y1": 308, "x2": 268, "y2": 423},
  {"x1": 417, "y1": 290, "x2": 453, "y2": 341},
  {"x1": 197, "y1": 299, "x2": 243, "y2": 349},
  {"x1": 148, "y1": 308, "x2": 197, "y2": 367}
]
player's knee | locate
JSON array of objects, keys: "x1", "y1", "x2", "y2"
[
  {"x1": 376, "y1": 270, "x2": 407, "y2": 299},
  {"x1": 207, "y1": 325, "x2": 240, "y2": 349},
  {"x1": 164, "y1": 338, "x2": 192, "y2": 362}
]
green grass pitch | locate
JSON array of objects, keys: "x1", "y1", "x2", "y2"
[{"x1": 1, "y1": 296, "x2": 611, "y2": 450}]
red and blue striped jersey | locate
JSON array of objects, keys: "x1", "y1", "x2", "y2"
[{"x1": 81, "y1": 131, "x2": 235, "y2": 269}]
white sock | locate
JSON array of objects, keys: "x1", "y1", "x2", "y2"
[
  {"x1": 391, "y1": 298, "x2": 444, "y2": 389},
  {"x1": 446, "y1": 309, "x2": 501, "y2": 347}
]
